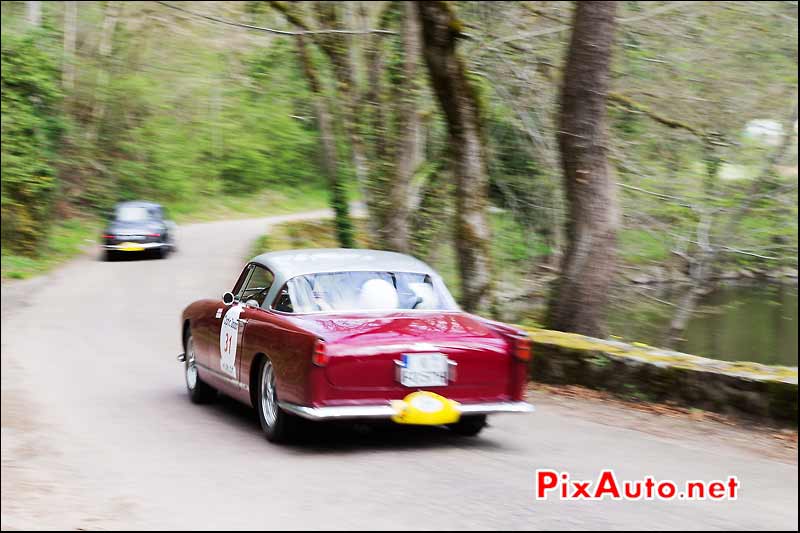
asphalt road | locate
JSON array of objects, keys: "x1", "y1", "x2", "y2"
[{"x1": 1, "y1": 210, "x2": 797, "y2": 530}]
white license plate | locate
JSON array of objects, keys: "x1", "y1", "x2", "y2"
[{"x1": 398, "y1": 353, "x2": 449, "y2": 387}]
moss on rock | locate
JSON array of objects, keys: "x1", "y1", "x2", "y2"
[{"x1": 523, "y1": 326, "x2": 797, "y2": 423}]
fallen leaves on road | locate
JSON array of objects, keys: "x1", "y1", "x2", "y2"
[{"x1": 527, "y1": 382, "x2": 797, "y2": 452}]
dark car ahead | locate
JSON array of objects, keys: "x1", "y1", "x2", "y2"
[{"x1": 101, "y1": 201, "x2": 176, "y2": 260}]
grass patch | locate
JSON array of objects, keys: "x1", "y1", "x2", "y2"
[
  {"x1": 168, "y1": 185, "x2": 331, "y2": 224},
  {"x1": 250, "y1": 219, "x2": 371, "y2": 258},
  {"x1": 490, "y1": 211, "x2": 551, "y2": 265},
  {"x1": 619, "y1": 228, "x2": 671, "y2": 264},
  {"x1": 2, "y1": 218, "x2": 101, "y2": 280}
]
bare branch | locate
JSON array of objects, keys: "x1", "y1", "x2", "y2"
[{"x1": 155, "y1": 1, "x2": 395, "y2": 36}]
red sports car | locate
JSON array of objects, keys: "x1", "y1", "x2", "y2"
[{"x1": 178, "y1": 249, "x2": 533, "y2": 442}]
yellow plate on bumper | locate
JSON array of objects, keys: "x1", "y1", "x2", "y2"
[
  {"x1": 391, "y1": 391, "x2": 461, "y2": 425},
  {"x1": 119, "y1": 242, "x2": 145, "y2": 252}
]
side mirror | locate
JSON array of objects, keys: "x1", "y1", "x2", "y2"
[{"x1": 222, "y1": 292, "x2": 235, "y2": 305}]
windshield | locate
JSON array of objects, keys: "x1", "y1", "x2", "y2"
[
  {"x1": 279, "y1": 271, "x2": 458, "y2": 314},
  {"x1": 115, "y1": 206, "x2": 150, "y2": 222}
]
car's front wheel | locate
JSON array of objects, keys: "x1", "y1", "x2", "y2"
[
  {"x1": 256, "y1": 358, "x2": 299, "y2": 443},
  {"x1": 185, "y1": 334, "x2": 215, "y2": 403}
]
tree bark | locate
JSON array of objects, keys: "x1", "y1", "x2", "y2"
[
  {"x1": 417, "y1": 1, "x2": 492, "y2": 312},
  {"x1": 384, "y1": 2, "x2": 421, "y2": 253},
  {"x1": 362, "y1": 1, "x2": 397, "y2": 242},
  {"x1": 313, "y1": 2, "x2": 370, "y2": 220},
  {"x1": 87, "y1": 1, "x2": 121, "y2": 141},
  {"x1": 271, "y1": 2, "x2": 355, "y2": 248},
  {"x1": 546, "y1": 1, "x2": 619, "y2": 337},
  {"x1": 296, "y1": 34, "x2": 355, "y2": 248},
  {"x1": 26, "y1": 1, "x2": 41, "y2": 27},
  {"x1": 62, "y1": 1, "x2": 77, "y2": 92}
]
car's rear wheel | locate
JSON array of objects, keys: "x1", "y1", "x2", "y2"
[
  {"x1": 256, "y1": 357, "x2": 299, "y2": 443},
  {"x1": 185, "y1": 334, "x2": 215, "y2": 404},
  {"x1": 447, "y1": 415, "x2": 487, "y2": 436},
  {"x1": 104, "y1": 250, "x2": 117, "y2": 262}
]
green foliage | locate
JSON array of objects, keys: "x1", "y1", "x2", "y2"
[
  {"x1": 104, "y1": 41, "x2": 323, "y2": 204},
  {"x1": 619, "y1": 229, "x2": 672, "y2": 264},
  {"x1": 1, "y1": 32, "x2": 64, "y2": 255},
  {"x1": 1, "y1": 7, "x2": 337, "y2": 255},
  {"x1": 491, "y1": 211, "x2": 550, "y2": 265},
  {"x1": 1, "y1": 217, "x2": 99, "y2": 279}
]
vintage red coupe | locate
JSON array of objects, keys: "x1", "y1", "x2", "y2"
[{"x1": 179, "y1": 249, "x2": 533, "y2": 442}]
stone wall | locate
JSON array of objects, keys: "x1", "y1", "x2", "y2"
[{"x1": 526, "y1": 328, "x2": 798, "y2": 423}]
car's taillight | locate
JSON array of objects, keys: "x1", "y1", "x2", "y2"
[
  {"x1": 147, "y1": 232, "x2": 161, "y2": 238},
  {"x1": 103, "y1": 234, "x2": 114, "y2": 240},
  {"x1": 513, "y1": 335, "x2": 531, "y2": 362},
  {"x1": 312, "y1": 339, "x2": 329, "y2": 367}
]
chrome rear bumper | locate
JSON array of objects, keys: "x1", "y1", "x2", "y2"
[
  {"x1": 103, "y1": 242, "x2": 168, "y2": 250},
  {"x1": 278, "y1": 400, "x2": 534, "y2": 421}
]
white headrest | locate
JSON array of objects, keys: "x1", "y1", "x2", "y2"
[{"x1": 358, "y1": 278, "x2": 398, "y2": 310}]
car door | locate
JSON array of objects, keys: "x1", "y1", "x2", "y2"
[
  {"x1": 210, "y1": 264, "x2": 274, "y2": 392},
  {"x1": 195, "y1": 265, "x2": 251, "y2": 386}
]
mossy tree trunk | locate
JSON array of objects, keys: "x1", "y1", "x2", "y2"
[
  {"x1": 272, "y1": 2, "x2": 354, "y2": 248},
  {"x1": 313, "y1": 2, "x2": 369, "y2": 213},
  {"x1": 26, "y1": 1, "x2": 41, "y2": 26},
  {"x1": 295, "y1": 33, "x2": 354, "y2": 248},
  {"x1": 384, "y1": 2, "x2": 422, "y2": 253},
  {"x1": 363, "y1": 8, "x2": 390, "y2": 240},
  {"x1": 62, "y1": 2, "x2": 77, "y2": 97},
  {"x1": 547, "y1": 1, "x2": 619, "y2": 337},
  {"x1": 87, "y1": 1, "x2": 121, "y2": 142},
  {"x1": 417, "y1": 1, "x2": 492, "y2": 313}
]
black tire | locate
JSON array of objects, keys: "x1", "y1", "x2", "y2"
[
  {"x1": 104, "y1": 250, "x2": 117, "y2": 262},
  {"x1": 255, "y1": 357, "x2": 300, "y2": 443},
  {"x1": 184, "y1": 333, "x2": 216, "y2": 404},
  {"x1": 447, "y1": 415, "x2": 487, "y2": 436}
]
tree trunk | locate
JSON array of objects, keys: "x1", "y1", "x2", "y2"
[
  {"x1": 26, "y1": 1, "x2": 41, "y2": 27},
  {"x1": 271, "y1": 2, "x2": 355, "y2": 248},
  {"x1": 417, "y1": 1, "x2": 492, "y2": 313},
  {"x1": 362, "y1": 2, "x2": 394, "y2": 241},
  {"x1": 313, "y1": 2, "x2": 370, "y2": 223},
  {"x1": 385, "y1": 2, "x2": 421, "y2": 253},
  {"x1": 62, "y1": 1, "x2": 77, "y2": 92},
  {"x1": 295, "y1": 34, "x2": 355, "y2": 248},
  {"x1": 546, "y1": 1, "x2": 619, "y2": 337},
  {"x1": 87, "y1": 1, "x2": 121, "y2": 141}
]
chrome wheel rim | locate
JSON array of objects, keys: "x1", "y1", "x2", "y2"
[
  {"x1": 186, "y1": 337, "x2": 198, "y2": 390},
  {"x1": 261, "y1": 360, "x2": 278, "y2": 427}
]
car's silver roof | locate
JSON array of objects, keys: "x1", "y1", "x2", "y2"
[
  {"x1": 251, "y1": 248, "x2": 438, "y2": 280},
  {"x1": 116, "y1": 200, "x2": 162, "y2": 208},
  {"x1": 248, "y1": 249, "x2": 457, "y2": 312}
]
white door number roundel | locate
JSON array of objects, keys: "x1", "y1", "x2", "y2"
[{"x1": 220, "y1": 304, "x2": 242, "y2": 379}]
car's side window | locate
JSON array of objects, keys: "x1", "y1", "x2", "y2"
[
  {"x1": 239, "y1": 265, "x2": 274, "y2": 308},
  {"x1": 232, "y1": 265, "x2": 254, "y2": 300},
  {"x1": 272, "y1": 284, "x2": 294, "y2": 313}
]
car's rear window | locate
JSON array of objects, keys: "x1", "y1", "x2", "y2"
[
  {"x1": 116, "y1": 206, "x2": 150, "y2": 222},
  {"x1": 275, "y1": 271, "x2": 458, "y2": 314}
]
